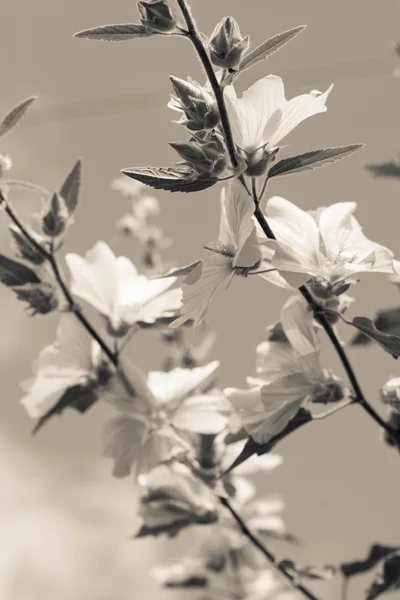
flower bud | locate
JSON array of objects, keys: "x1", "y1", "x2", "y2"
[
  {"x1": 170, "y1": 132, "x2": 227, "y2": 178},
  {"x1": 14, "y1": 281, "x2": 59, "y2": 315},
  {"x1": 9, "y1": 224, "x2": 47, "y2": 266},
  {"x1": 240, "y1": 146, "x2": 279, "y2": 178},
  {"x1": 169, "y1": 76, "x2": 220, "y2": 131},
  {"x1": 42, "y1": 192, "x2": 69, "y2": 237},
  {"x1": 137, "y1": 0, "x2": 176, "y2": 33},
  {"x1": 381, "y1": 377, "x2": 400, "y2": 414},
  {"x1": 209, "y1": 17, "x2": 249, "y2": 70},
  {"x1": 311, "y1": 374, "x2": 344, "y2": 404}
]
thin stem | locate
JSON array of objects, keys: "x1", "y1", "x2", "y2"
[{"x1": 220, "y1": 496, "x2": 322, "y2": 600}]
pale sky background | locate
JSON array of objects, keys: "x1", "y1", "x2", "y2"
[{"x1": 0, "y1": 1, "x2": 400, "y2": 599}]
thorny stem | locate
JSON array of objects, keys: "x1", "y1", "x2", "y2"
[
  {"x1": 0, "y1": 189, "x2": 136, "y2": 396},
  {"x1": 220, "y1": 496, "x2": 322, "y2": 600}
]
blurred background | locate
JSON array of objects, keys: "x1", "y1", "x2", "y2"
[{"x1": 1, "y1": 1, "x2": 400, "y2": 598}]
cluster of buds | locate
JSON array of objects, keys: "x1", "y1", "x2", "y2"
[
  {"x1": 137, "y1": 0, "x2": 177, "y2": 33},
  {"x1": 170, "y1": 131, "x2": 227, "y2": 178},
  {"x1": 208, "y1": 16, "x2": 249, "y2": 71},
  {"x1": 308, "y1": 276, "x2": 355, "y2": 325},
  {"x1": 169, "y1": 76, "x2": 220, "y2": 132}
]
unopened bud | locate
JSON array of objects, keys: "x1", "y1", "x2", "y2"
[
  {"x1": 9, "y1": 224, "x2": 47, "y2": 266},
  {"x1": 14, "y1": 281, "x2": 58, "y2": 315},
  {"x1": 241, "y1": 146, "x2": 279, "y2": 178},
  {"x1": 42, "y1": 192, "x2": 69, "y2": 237},
  {"x1": 169, "y1": 76, "x2": 220, "y2": 131},
  {"x1": 209, "y1": 17, "x2": 249, "y2": 70},
  {"x1": 137, "y1": 0, "x2": 176, "y2": 33},
  {"x1": 170, "y1": 133, "x2": 227, "y2": 178}
]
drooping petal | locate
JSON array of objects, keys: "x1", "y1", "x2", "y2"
[
  {"x1": 66, "y1": 242, "x2": 118, "y2": 316},
  {"x1": 148, "y1": 361, "x2": 219, "y2": 409},
  {"x1": 264, "y1": 84, "x2": 333, "y2": 148},
  {"x1": 170, "y1": 254, "x2": 233, "y2": 329},
  {"x1": 224, "y1": 76, "x2": 285, "y2": 151},
  {"x1": 280, "y1": 296, "x2": 318, "y2": 356}
]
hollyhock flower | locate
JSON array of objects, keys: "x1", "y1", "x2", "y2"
[
  {"x1": 224, "y1": 75, "x2": 332, "y2": 158},
  {"x1": 170, "y1": 178, "x2": 263, "y2": 329},
  {"x1": 103, "y1": 360, "x2": 229, "y2": 477},
  {"x1": 260, "y1": 197, "x2": 395, "y2": 289},
  {"x1": 225, "y1": 296, "x2": 344, "y2": 444},
  {"x1": 66, "y1": 242, "x2": 180, "y2": 336},
  {"x1": 20, "y1": 314, "x2": 104, "y2": 419}
]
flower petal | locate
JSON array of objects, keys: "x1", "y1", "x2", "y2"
[
  {"x1": 280, "y1": 295, "x2": 318, "y2": 356},
  {"x1": 103, "y1": 415, "x2": 149, "y2": 478},
  {"x1": 173, "y1": 393, "x2": 229, "y2": 434}
]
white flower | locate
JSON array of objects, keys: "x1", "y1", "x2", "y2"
[
  {"x1": 170, "y1": 179, "x2": 262, "y2": 329},
  {"x1": 224, "y1": 75, "x2": 333, "y2": 153},
  {"x1": 21, "y1": 314, "x2": 101, "y2": 419},
  {"x1": 110, "y1": 175, "x2": 144, "y2": 197},
  {"x1": 103, "y1": 360, "x2": 229, "y2": 477},
  {"x1": 225, "y1": 296, "x2": 343, "y2": 444},
  {"x1": 66, "y1": 242, "x2": 179, "y2": 335},
  {"x1": 260, "y1": 197, "x2": 394, "y2": 288}
]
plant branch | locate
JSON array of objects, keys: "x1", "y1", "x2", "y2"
[{"x1": 219, "y1": 496, "x2": 323, "y2": 600}]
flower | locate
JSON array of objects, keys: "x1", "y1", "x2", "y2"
[
  {"x1": 224, "y1": 75, "x2": 333, "y2": 154},
  {"x1": 381, "y1": 377, "x2": 400, "y2": 414},
  {"x1": 260, "y1": 197, "x2": 395, "y2": 289},
  {"x1": 225, "y1": 296, "x2": 344, "y2": 444},
  {"x1": 66, "y1": 242, "x2": 180, "y2": 336},
  {"x1": 170, "y1": 179, "x2": 263, "y2": 329},
  {"x1": 20, "y1": 314, "x2": 103, "y2": 419},
  {"x1": 103, "y1": 360, "x2": 229, "y2": 477}
]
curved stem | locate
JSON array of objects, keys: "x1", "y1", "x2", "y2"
[{"x1": 220, "y1": 496, "x2": 322, "y2": 600}]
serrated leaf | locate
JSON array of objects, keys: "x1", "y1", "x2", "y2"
[
  {"x1": 60, "y1": 160, "x2": 81, "y2": 215},
  {"x1": 268, "y1": 145, "x2": 364, "y2": 178},
  {"x1": 239, "y1": 26, "x2": 306, "y2": 72},
  {"x1": 74, "y1": 23, "x2": 155, "y2": 42},
  {"x1": 366, "y1": 551, "x2": 400, "y2": 600},
  {"x1": 341, "y1": 544, "x2": 399, "y2": 578},
  {"x1": 352, "y1": 308, "x2": 400, "y2": 345},
  {"x1": 349, "y1": 317, "x2": 400, "y2": 359},
  {"x1": 223, "y1": 408, "x2": 312, "y2": 474},
  {"x1": 33, "y1": 385, "x2": 97, "y2": 433},
  {"x1": 122, "y1": 166, "x2": 217, "y2": 193},
  {"x1": 0, "y1": 254, "x2": 40, "y2": 287},
  {"x1": 0, "y1": 96, "x2": 36, "y2": 138}
]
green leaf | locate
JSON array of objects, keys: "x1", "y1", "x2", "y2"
[
  {"x1": 366, "y1": 551, "x2": 400, "y2": 600},
  {"x1": 0, "y1": 254, "x2": 40, "y2": 287},
  {"x1": 73, "y1": 23, "x2": 155, "y2": 42},
  {"x1": 268, "y1": 145, "x2": 364, "y2": 178},
  {"x1": 121, "y1": 166, "x2": 217, "y2": 193},
  {"x1": 60, "y1": 159, "x2": 81, "y2": 215},
  {"x1": 341, "y1": 544, "x2": 399, "y2": 578},
  {"x1": 352, "y1": 308, "x2": 400, "y2": 345},
  {"x1": 239, "y1": 26, "x2": 306, "y2": 72},
  {"x1": 349, "y1": 317, "x2": 400, "y2": 359},
  {"x1": 33, "y1": 385, "x2": 97, "y2": 433},
  {"x1": 0, "y1": 96, "x2": 36, "y2": 138}
]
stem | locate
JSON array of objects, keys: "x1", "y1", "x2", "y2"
[
  {"x1": 0, "y1": 189, "x2": 118, "y2": 367},
  {"x1": 220, "y1": 496, "x2": 322, "y2": 600}
]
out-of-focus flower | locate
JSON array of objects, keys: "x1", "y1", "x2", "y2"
[
  {"x1": 137, "y1": 461, "x2": 219, "y2": 537},
  {"x1": 66, "y1": 242, "x2": 179, "y2": 336},
  {"x1": 0, "y1": 154, "x2": 12, "y2": 178},
  {"x1": 170, "y1": 178, "x2": 262, "y2": 329},
  {"x1": 224, "y1": 75, "x2": 332, "y2": 174},
  {"x1": 381, "y1": 377, "x2": 400, "y2": 414},
  {"x1": 20, "y1": 314, "x2": 104, "y2": 419},
  {"x1": 103, "y1": 360, "x2": 229, "y2": 477},
  {"x1": 260, "y1": 197, "x2": 394, "y2": 289},
  {"x1": 225, "y1": 296, "x2": 344, "y2": 444},
  {"x1": 110, "y1": 175, "x2": 144, "y2": 198}
]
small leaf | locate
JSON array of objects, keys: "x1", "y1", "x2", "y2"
[
  {"x1": 33, "y1": 385, "x2": 97, "y2": 433},
  {"x1": 135, "y1": 518, "x2": 194, "y2": 539},
  {"x1": 365, "y1": 161, "x2": 400, "y2": 179},
  {"x1": 366, "y1": 551, "x2": 400, "y2": 600},
  {"x1": 268, "y1": 145, "x2": 364, "y2": 178},
  {"x1": 341, "y1": 544, "x2": 399, "y2": 578},
  {"x1": 280, "y1": 560, "x2": 337, "y2": 581},
  {"x1": 73, "y1": 23, "x2": 155, "y2": 42},
  {"x1": 121, "y1": 166, "x2": 217, "y2": 193},
  {"x1": 0, "y1": 254, "x2": 40, "y2": 287},
  {"x1": 0, "y1": 96, "x2": 36, "y2": 138},
  {"x1": 352, "y1": 308, "x2": 400, "y2": 345},
  {"x1": 13, "y1": 282, "x2": 58, "y2": 315},
  {"x1": 60, "y1": 159, "x2": 81, "y2": 215},
  {"x1": 349, "y1": 317, "x2": 400, "y2": 359},
  {"x1": 239, "y1": 26, "x2": 306, "y2": 72}
]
